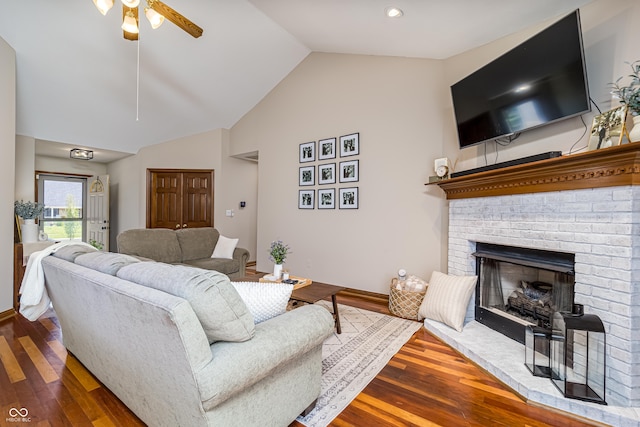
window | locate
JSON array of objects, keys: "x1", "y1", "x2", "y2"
[{"x1": 37, "y1": 174, "x2": 87, "y2": 242}]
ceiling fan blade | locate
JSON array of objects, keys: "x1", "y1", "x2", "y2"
[
  {"x1": 122, "y1": 5, "x2": 139, "y2": 41},
  {"x1": 150, "y1": 0, "x2": 203, "y2": 38}
]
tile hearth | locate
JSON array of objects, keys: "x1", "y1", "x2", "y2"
[{"x1": 423, "y1": 319, "x2": 640, "y2": 426}]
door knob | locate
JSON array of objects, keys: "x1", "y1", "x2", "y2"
[
  {"x1": 175, "y1": 224, "x2": 180, "y2": 229},
  {"x1": 183, "y1": 224, "x2": 187, "y2": 228}
]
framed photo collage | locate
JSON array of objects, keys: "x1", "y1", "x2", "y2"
[{"x1": 299, "y1": 132, "x2": 359, "y2": 210}]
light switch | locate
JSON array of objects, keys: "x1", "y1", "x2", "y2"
[{"x1": 225, "y1": 209, "x2": 234, "y2": 217}]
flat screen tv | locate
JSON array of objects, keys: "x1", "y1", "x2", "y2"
[{"x1": 451, "y1": 10, "x2": 590, "y2": 149}]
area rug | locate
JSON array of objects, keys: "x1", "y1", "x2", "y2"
[{"x1": 296, "y1": 301, "x2": 422, "y2": 427}]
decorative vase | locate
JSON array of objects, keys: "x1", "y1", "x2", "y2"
[
  {"x1": 21, "y1": 218, "x2": 39, "y2": 243},
  {"x1": 629, "y1": 115, "x2": 640, "y2": 143},
  {"x1": 273, "y1": 264, "x2": 283, "y2": 280}
]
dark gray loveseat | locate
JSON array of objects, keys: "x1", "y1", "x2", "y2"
[{"x1": 116, "y1": 227, "x2": 249, "y2": 279}]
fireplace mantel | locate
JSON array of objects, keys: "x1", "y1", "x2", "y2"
[{"x1": 431, "y1": 143, "x2": 640, "y2": 199}]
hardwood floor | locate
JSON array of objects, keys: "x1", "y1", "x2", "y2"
[{"x1": 0, "y1": 268, "x2": 599, "y2": 426}]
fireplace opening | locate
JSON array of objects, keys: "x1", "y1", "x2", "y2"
[{"x1": 473, "y1": 243, "x2": 575, "y2": 344}]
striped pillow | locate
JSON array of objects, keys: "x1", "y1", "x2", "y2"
[{"x1": 418, "y1": 271, "x2": 477, "y2": 332}]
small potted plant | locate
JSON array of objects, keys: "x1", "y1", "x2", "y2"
[
  {"x1": 611, "y1": 60, "x2": 640, "y2": 141},
  {"x1": 14, "y1": 200, "x2": 45, "y2": 220},
  {"x1": 269, "y1": 240, "x2": 291, "y2": 279},
  {"x1": 14, "y1": 200, "x2": 45, "y2": 243}
]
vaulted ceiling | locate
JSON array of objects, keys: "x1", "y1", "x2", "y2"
[{"x1": 0, "y1": 0, "x2": 592, "y2": 161}]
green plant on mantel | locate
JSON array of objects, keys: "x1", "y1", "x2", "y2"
[
  {"x1": 611, "y1": 60, "x2": 640, "y2": 116},
  {"x1": 14, "y1": 200, "x2": 45, "y2": 220}
]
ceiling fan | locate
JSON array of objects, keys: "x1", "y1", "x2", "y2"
[{"x1": 92, "y1": 0, "x2": 203, "y2": 40}]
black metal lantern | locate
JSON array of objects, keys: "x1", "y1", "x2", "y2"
[
  {"x1": 525, "y1": 326, "x2": 551, "y2": 377},
  {"x1": 550, "y1": 311, "x2": 607, "y2": 405}
]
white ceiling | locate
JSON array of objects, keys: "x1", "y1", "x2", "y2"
[{"x1": 0, "y1": 0, "x2": 592, "y2": 163}]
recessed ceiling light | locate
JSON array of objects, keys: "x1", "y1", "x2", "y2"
[{"x1": 385, "y1": 7, "x2": 404, "y2": 18}]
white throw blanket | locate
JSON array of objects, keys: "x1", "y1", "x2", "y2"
[{"x1": 19, "y1": 241, "x2": 96, "y2": 321}]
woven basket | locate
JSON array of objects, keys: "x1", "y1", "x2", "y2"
[{"x1": 388, "y1": 278, "x2": 427, "y2": 320}]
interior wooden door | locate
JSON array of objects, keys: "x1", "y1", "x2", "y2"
[
  {"x1": 147, "y1": 169, "x2": 213, "y2": 229},
  {"x1": 182, "y1": 171, "x2": 213, "y2": 228}
]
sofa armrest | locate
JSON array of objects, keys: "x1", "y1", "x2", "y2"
[
  {"x1": 196, "y1": 304, "x2": 334, "y2": 410},
  {"x1": 232, "y1": 247, "x2": 250, "y2": 277}
]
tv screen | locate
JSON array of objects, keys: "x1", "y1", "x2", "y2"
[{"x1": 451, "y1": 10, "x2": 590, "y2": 149}]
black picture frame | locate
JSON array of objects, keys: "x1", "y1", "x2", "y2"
[
  {"x1": 299, "y1": 141, "x2": 316, "y2": 163},
  {"x1": 318, "y1": 137, "x2": 336, "y2": 160},
  {"x1": 318, "y1": 163, "x2": 336, "y2": 185},
  {"x1": 339, "y1": 187, "x2": 359, "y2": 209},
  {"x1": 318, "y1": 188, "x2": 335, "y2": 209},
  {"x1": 339, "y1": 159, "x2": 359, "y2": 183},
  {"x1": 299, "y1": 190, "x2": 314, "y2": 209},
  {"x1": 339, "y1": 132, "x2": 359, "y2": 157},
  {"x1": 299, "y1": 166, "x2": 315, "y2": 186}
]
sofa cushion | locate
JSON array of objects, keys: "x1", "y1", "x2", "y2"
[
  {"x1": 52, "y1": 244, "x2": 97, "y2": 262},
  {"x1": 231, "y1": 282, "x2": 293, "y2": 323},
  {"x1": 117, "y1": 228, "x2": 182, "y2": 264},
  {"x1": 181, "y1": 258, "x2": 241, "y2": 276},
  {"x1": 211, "y1": 235, "x2": 238, "y2": 260},
  {"x1": 176, "y1": 227, "x2": 219, "y2": 262},
  {"x1": 75, "y1": 252, "x2": 141, "y2": 276},
  {"x1": 117, "y1": 262, "x2": 254, "y2": 343}
]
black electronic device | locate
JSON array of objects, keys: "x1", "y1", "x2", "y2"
[
  {"x1": 451, "y1": 10, "x2": 590, "y2": 149},
  {"x1": 451, "y1": 151, "x2": 562, "y2": 178}
]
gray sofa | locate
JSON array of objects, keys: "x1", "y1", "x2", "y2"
[
  {"x1": 41, "y1": 246, "x2": 334, "y2": 427},
  {"x1": 117, "y1": 227, "x2": 249, "y2": 279}
]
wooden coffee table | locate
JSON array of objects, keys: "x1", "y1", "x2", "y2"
[{"x1": 290, "y1": 282, "x2": 346, "y2": 334}]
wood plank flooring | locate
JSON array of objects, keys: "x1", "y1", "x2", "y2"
[{"x1": 0, "y1": 268, "x2": 599, "y2": 426}]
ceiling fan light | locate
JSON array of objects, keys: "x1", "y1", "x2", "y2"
[
  {"x1": 121, "y1": 0, "x2": 140, "y2": 7},
  {"x1": 122, "y1": 11, "x2": 139, "y2": 33},
  {"x1": 144, "y1": 7, "x2": 164, "y2": 29},
  {"x1": 93, "y1": 0, "x2": 114, "y2": 15}
]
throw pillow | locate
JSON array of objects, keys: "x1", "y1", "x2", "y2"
[
  {"x1": 211, "y1": 235, "x2": 239, "y2": 260},
  {"x1": 52, "y1": 244, "x2": 97, "y2": 262},
  {"x1": 231, "y1": 281, "x2": 294, "y2": 323},
  {"x1": 418, "y1": 271, "x2": 477, "y2": 332},
  {"x1": 75, "y1": 251, "x2": 140, "y2": 276},
  {"x1": 117, "y1": 263, "x2": 255, "y2": 344}
]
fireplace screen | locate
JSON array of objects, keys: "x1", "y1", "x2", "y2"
[{"x1": 474, "y1": 243, "x2": 575, "y2": 343}]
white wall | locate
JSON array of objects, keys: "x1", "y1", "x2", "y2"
[
  {"x1": 35, "y1": 155, "x2": 108, "y2": 177},
  {"x1": 442, "y1": 0, "x2": 640, "y2": 172},
  {"x1": 230, "y1": 53, "x2": 447, "y2": 293},
  {"x1": 1, "y1": 37, "x2": 16, "y2": 314},
  {"x1": 216, "y1": 130, "x2": 258, "y2": 258},
  {"x1": 107, "y1": 154, "x2": 140, "y2": 246},
  {"x1": 15, "y1": 135, "x2": 34, "y2": 201}
]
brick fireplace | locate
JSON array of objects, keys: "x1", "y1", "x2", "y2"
[{"x1": 429, "y1": 144, "x2": 640, "y2": 424}]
